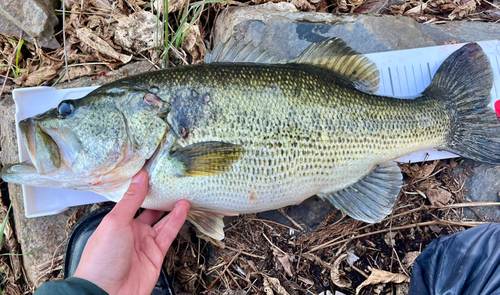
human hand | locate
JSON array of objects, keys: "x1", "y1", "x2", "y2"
[{"x1": 74, "y1": 169, "x2": 190, "y2": 295}]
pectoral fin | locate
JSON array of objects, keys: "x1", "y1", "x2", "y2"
[
  {"x1": 172, "y1": 141, "x2": 245, "y2": 177},
  {"x1": 318, "y1": 161, "x2": 402, "y2": 223},
  {"x1": 187, "y1": 210, "x2": 225, "y2": 240}
]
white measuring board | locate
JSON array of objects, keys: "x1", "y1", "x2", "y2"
[
  {"x1": 11, "y1": 40, "x2": 500, "y2": 217},
  {"x1": 366, "y1": 40, "x2": 500, "y2": 162}
]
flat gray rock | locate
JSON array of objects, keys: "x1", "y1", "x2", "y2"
[
  {"x1": 214, "y1": 5, "x2": 500, "y2": 61},
  {"x1": 0, "y1": 15, "x2": 60, "y2": 49},
  {"x1": 456, "y1": 160, "x2": 500, "y2": 221},
  {"x1": 0, "y1": 60, "x2": 152, "y2": 285},
  {"x1": 0, "y1": 0, "x2": 58, "y2": 45},
  {"x1": 216, "y1": 4, "x2": 500, "y2": 229}
]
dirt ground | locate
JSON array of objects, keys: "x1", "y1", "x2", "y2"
[{"x1": 0, "y1": 0, "x2": 499, "y2": 293}]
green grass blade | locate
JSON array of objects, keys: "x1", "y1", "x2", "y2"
[
  {"x1": 0, "y1": 246, "x2": 43, "y2": 256},
  {"x1": 51, "y1": 70, "x2": 67, "y2": 87},
  {"x1": 0, "y1": 204, "x2": 12, "y2": 248},
  {"x1": 161, "y1": 0, "x2": 228, "y2": 66},
  {"x1": 9, "y1": 66, "x2": 17, "y2": 78},
  {"x1": 15, "y1": 39, "x2": 24, "y2": 78}
]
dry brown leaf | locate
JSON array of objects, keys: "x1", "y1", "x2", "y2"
[
  {"x1": 390, "y1": 3, "x2": 409, "y2": 15},
  {"x1": 427, "y1": 187, "x2": 452, "y2": 206},
  {"x1": 66, "y1": 207, "x2": 89, "y2": 235},
  {"x1": 316, "y1": 0, "x2": 329, "y2": 12},
  {"x1": 152, "y1": 0, "x2": 187, "y2": 15},
  {"x1": 76, "y1": 27, "x2": 132, "y2": 64},
  {"x1": 265, "y1": 277, "x2": 290, "y2": 295},
  {"x1": 290, "y1": 0, "x2": 316, "y2": 10},
  {"x1": 222, "y1": 290, "x2": 247, "y2": 295},
  {"x1": 298, "y1": 276, "x2": 314, "y2": 285},
  {"x1": 405, "y1": 3, "x2": 428, "y2": 15},
  {"x1": 427, "y1": 0, "x2": 458, "y2": 11},
  {"x1": 428, "y1": 0, "x2": 451, "y2": 7},
  {"x1": 14, "y1": 65, "x2": 60, "y2": 86},
  {"x1": 429, "y1": 223, "x2": 442, "y2": 233},
  {"x1": 449, "y1": 0, "x2": 476, "y2": 19},
  {"x1": 384, "y1": 231, "x2": 397, "y2": 246},
  {"x1": 356, "y1": 269, "x2": 410, "y2": 295},
  {"x1": 0, "y1": 257, "x2": 15, "y2": 283},
  {"x1": 402, "y1": 251, "x2": 420, "y2": 268},
  {"x1": 272, "y1": 248, "x2": 293, "y2": 277},
  {"x1": 349, "y1": 0, "x2": 364, "y2": 6},
  {"x1": 263, "y1": 277, "x2": 274, "y2": 295},
  {"x1": 90, "y1": 0, "x2": 124, "y2": 14},
  {"x1": 180, "y1": 24, "x2": 207, "y2": 62},
  {"x1": 336, "y1": 0, "x2": 349, "y2": 12},
  {"x1": 400, "y1": 161, "x2": 438, "y2": 179},
  {"x1": 114, "y1": 11, "x2": 163, "y2": 52},
  {"x1": 331, "y1": 254, "x2": 351, "y2": 288}
]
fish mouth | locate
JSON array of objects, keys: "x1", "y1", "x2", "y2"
[{"x1": 19, "y1": 118, "x2": 61, "y2": 175}]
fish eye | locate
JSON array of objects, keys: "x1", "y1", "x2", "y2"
[{"x1": 58, "y1": 101, "x2": 75, "y2": 118}]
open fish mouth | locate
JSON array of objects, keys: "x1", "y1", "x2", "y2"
[{"x1": 18, "y1": 118, "x2": 62, "y2": 175}]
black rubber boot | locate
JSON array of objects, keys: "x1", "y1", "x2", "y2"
[{"x1": 65, "y1": 206, "x2": 175, "y2": 295}]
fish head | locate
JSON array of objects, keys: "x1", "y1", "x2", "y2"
[{"x1": 2, "y1": 84, "x2": 171, "y2": 192}]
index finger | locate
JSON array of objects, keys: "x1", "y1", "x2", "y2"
[
  {"x1": 109, "y1": 169, "x2": 149, "y2": 221},
  {"x1": 154, "y1": 201, "x2": 190, "y2": 256}
]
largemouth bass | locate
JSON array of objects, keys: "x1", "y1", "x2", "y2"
[{"x1": 2, "y1": 38, "x2": 499, "y2": 240}]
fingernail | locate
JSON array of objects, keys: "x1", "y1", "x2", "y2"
[{"x1": 132, "y1": 170, "x2": 145, "y2": 184}]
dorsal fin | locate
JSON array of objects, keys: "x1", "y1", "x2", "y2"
[
  {"x1": 205, "y1": 36, "x2": 287, "y2": 64},
  {"x1": 295, "y1": 38, "x2": 380, "y2": 93},
  {"x1": 206, "y1": 36, "x2": 380, "y2": 93}
]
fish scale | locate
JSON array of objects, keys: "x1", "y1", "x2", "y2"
[{"x1": 143, "y1": 63, "x2": 450, "y2": 213}]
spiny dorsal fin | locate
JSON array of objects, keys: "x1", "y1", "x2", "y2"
[
  {"x1": 172, "y1": 141, "x2": 245, "y2": 177},
  {"x1": 318, "y1": 161, "x2": 402, "y2": 223},
  {"x1": 205, "y1": 36, "x2": 287, "y2": 65},
  {"x1": 295, "y1": 38, "x2": 380, "y2": 93},
  {"x1": 187, "y1": 210, "x2": 225, "y2": 240},
  {"x1": 206, "y1": 36, "x2": 380, "y2": 93}
]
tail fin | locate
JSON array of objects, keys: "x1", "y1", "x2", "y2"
[{"x1": 424, "y1": 43, "x2": 500, "y2": 164}]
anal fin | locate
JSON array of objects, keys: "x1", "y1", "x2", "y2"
[
  {"x1": 187, "y1": 210, "x2": 225, "y2": 240},
  {"x1": 318, "y1": 161, "x2": 402, "y2": 223}
]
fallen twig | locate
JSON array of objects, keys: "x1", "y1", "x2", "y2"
[{"x1": 206, "y1": 251, "x2": 241, "y2": 290}]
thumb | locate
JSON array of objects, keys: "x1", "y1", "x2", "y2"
[{"x1": 110, "y1": 169, "x2": 149, "y2": 221}]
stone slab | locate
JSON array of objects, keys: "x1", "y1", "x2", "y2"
[
  {"x1": 0, "y1": 0, "x2": 58, "y2": 44},
  {"x1": 455, "y1": 160, "x2": 500, "y2": 221},
  {"x1": 0, "y1": 15, "x2": 60, "y2": 49},
  {"x1": 215, "y1": 5, "x2": 500, "y2": 63}
]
